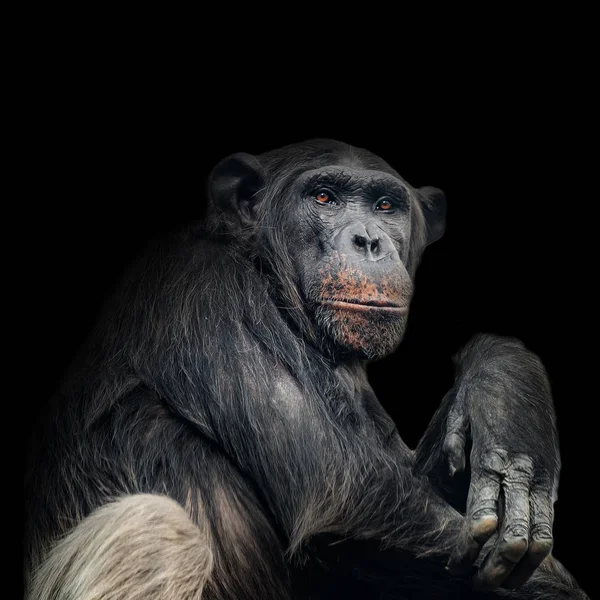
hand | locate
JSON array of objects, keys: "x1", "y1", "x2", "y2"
[{"x1": 443, "y1": 336, "x2": 560, "y2": 589}]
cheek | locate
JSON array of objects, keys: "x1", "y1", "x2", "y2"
[{"x1": 293, "y1": 222, "x2": 335, "y2": 293}]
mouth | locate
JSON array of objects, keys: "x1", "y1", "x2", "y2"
[{"x1": 320, "y1": 299, "x2": 409, "y2": 315}]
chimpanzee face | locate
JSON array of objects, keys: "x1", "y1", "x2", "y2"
[
  {"x1": 208, "y1": 141, "x2": 446, "y2": 362},
  {"x1": 285, "y1": 165, "x2": 416, "y2": 360}
]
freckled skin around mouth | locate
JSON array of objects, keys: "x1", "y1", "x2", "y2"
[{"x1": 316, "y1": 255, "x2": 412, "y2": 358}]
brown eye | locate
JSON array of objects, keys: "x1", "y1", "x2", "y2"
[
  {"x1": 375, "y1": 197, "x2": 393, "y2": 211},
  {"x1": 316, "y1": 191, "x2": 330, "y2": 203}
]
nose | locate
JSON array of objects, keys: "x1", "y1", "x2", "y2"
[
  {"x1": 335, "y1": 222, "x2": 393, "y2": 261},
  {"x1": 352, "y1": 233, "x2": 381, "y2": 255}
]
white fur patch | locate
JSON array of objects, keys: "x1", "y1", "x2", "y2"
[{"x1": 27, "y1": 494, "x2": 213, "y2": 600}]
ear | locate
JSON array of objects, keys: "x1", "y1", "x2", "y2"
[
  {"x1": 207, "y1": 153, "x2": 265, "y2": 223},
  {"x1": 417, "y1": 186, "x2": 446, "y2": 245}
]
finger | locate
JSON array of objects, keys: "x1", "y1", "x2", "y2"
[
  {"x1": 502, "y1": 486, "x2": 554, "y2": 588},
  {"x1": 476, "y1": 457, "x2": 533, "y2": 589},
  {"x1": 447, "y1": 468, "x2": 501, "y2": 573},
  {"x1": 443, "y1": 403, "x2": 467, "y2": 476}
]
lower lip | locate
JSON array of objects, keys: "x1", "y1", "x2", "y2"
[{"x1": 321, "y1": 301, "x2": 409, "y2": 315}]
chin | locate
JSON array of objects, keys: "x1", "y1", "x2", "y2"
[{"x1": 315, "y1": 303, "x2": 407, "y2": 361}]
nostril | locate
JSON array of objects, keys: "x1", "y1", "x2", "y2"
[
  {"x1": 353, "y1": 235, "x2": 367, "y2": 249},
  {"x1": 370, "y1": 239, "x2": 380, "y2": 253}
]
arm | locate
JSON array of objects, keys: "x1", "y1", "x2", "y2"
[{"x1": 415, "y1": 334, "x2": 562, "y2": 588}]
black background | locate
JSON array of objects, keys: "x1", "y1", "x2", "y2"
[{"x1": 25, "y1": 56, "x2": 594, "y2": 595}]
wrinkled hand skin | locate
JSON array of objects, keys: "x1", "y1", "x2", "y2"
[
  {"x1": 415, "y1": 333, "x2": 587, "y2": 595},
  {"x1": 446, "y1": 335, "x2": 560, "y2": 589}
]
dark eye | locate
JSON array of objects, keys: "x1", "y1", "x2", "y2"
[
  {"x1": 374, "y1": 197, "x2": 394, "y2": 212},
  {"x1": 315, "y1": 190, "x2": 336, "y2": 205}
]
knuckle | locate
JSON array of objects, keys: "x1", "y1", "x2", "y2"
[
  {"x1": 511, "y1": 454, "x2": 535, "y2": 473},
  {"x1": 529, "y1": 537, "x2": 553, "y2": 558},
  {"x1": 499, "y1": 534, "x2": 529, "y2": 562},
  {"x1": 471, "y1": 513, "x2": 498, "y2": 542},
  {"x1": 481, "y1": 448, "x2": 509, "y2": 475},
  {"x1": 502, "y1": 469, "x2": 535, "y2": 492},
  {"x1": 504, "y1": 478, "x2": 530, "y2": 491},
  {"x1": 505, "y1": 455, "x2": 535, "y2": 484},
  {"x1": 531, "y1": 522, "x2": 553, "y2": 538}
]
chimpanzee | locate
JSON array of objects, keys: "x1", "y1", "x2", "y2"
[{"x1": 24, "y1": 139, "x2": 588, "y2": 599}]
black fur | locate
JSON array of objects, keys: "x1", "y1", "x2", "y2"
[{"x1": 25, "y1": 140, "x2": 587, "y2": 599}]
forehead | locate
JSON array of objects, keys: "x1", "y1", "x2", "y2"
[{"x1": 295, "y1": 165, "x2": 412, "y2": 194}]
